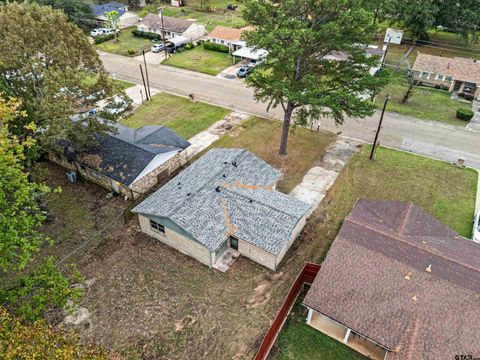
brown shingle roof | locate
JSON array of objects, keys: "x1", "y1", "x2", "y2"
[
  {"x1": 139, "y1": 13, "x2": 193, "y2": 33},
  {"x1": 413, "y1": 52, "x2": 480, "y2": 84},
  {"x1": 208, "y1": 26, "x2": 243, "y2": 41},
  {"x1": 303, "y1": 199, "x2": 480, "y2": 359}
]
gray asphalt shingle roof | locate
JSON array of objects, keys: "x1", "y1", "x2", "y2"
[{"x1": 132, "y1": 149, "x2": 311, "y2": 254}]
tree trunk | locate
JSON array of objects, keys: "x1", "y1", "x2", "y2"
[{"x1": 279, "y1": 102, "x2": 294, "y2": 155}]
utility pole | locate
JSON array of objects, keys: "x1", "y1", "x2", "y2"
[
  {"x1": 139, "y1": 64, "x2": 149, "y2": 102},
  {"x1": 158, "y1": 7, "x2": 168, "y2": 60},
  {"x1": 381, "y1": 36, "x2": 391, "y2": 69},
  {"x1": 370, "y1": 94, "x2": 390, "y2": 160},
  {"x1": 142, "y1": 49, "x2": 152, "y2": 100}
]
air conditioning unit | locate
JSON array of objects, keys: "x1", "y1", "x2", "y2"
[{"x1": 66, "y1": 171, "x2": 77, "y2": 183}]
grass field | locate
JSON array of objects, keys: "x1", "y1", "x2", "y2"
[
  {"x1": 375, "y1": 73, "x2": 472, "y2": 126},
  {"x1": 163, "y1": 45, "x2": 237, "y2": 75},
  {"x1": 275, "y1": 292, "x2": 367, "y2": 360},
  {"x1": 121, "y1": 92, "x2": 230, "y2": 139},
  {"x1": 196, "y1": 117, "x2": 336, "y2": 193},
  {"x1": 95, "y1": 27, "x2": 152, "y2": 57}
]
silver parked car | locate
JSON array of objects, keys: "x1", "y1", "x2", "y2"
[{"x1": 90, "y1": 28, "x2": 106, "y2": 37}]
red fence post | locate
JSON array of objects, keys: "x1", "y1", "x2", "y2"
[{"x1": 254, "y1": 262, "x2": 321, "y2": 360}]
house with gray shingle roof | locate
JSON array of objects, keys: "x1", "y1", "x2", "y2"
[
  {"x1": 137, "y1": 13, "x2": 205, "y2": 41},
  {"x1": 132, "y1": 148, "x2": 310, "y2": 271},
  {"x1": 48, "y1": 120, "x2": 190, "y2": 200}
]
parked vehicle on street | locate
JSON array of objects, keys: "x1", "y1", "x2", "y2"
[
  {"x1": 473, "y1": 213, "x2": 480, "y2": 243},
  {"x1": 237, "y1": 65, "x2": 253, "y2": 78},
  {"x1": 151, "y1": 43, "x2": 165, "y2": 53},
  {"x1": 90, "y1": 28, "x2": 106, "y2": 37}
]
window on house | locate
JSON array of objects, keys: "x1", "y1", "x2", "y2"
[
  {"x1": 220, "y1": 40, "x2": 224, "y2": 44},
  {"x1": 446, "y1": 76, "x2": 452, "y2": 81},
  {"x1": 421, "y1": 72, "x2": 430, "y2": 79},
  {"x1": 150, "y1": 219, "x2": 165, "y2": 234}
]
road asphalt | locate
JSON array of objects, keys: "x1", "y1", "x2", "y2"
[{"x1": 101, "y1": 51, "x2": 480, "y2": 169}]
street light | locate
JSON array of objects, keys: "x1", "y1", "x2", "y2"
[
  {"x1": 370, "y1": 94, "x2": 390, "y2": 160},
  {"x1": 158, "y1": 7, "x2": 168, "y2": 60}
]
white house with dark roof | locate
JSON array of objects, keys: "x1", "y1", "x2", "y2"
[
  {"x1": 137, "y1": 13, "x2": 205, "y2": 40},
  {"x1": 91, "y1": 3, "x2": 139, "y2": 29},
  {"x1": 132, "y1": 149, "x2": 310, "y2": 271}
]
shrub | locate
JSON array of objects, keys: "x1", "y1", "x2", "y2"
[
  {"x1": 203, "y1": 41, "x2": 229, "y2": 53},
  {"x1": 131, "y1": 29, "x2": 161, "y2": 41},
  {"x1": 94, "y1": 33, "x2": 115, "y2": 44},
  {"x1": 185, "y1": 43, "x2": 193, "y2": 50},
  {"x1": 456, "y1": 108, "x2": 474, "y2": 121},
  {"x1": 127, "y1": 48, "x2": 136, "y2": 55}
]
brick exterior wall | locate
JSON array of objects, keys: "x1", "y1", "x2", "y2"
[
  {"x1": 138, "y1": 214, "x2": 212, "y2": 266},
  {"x1": 130, "y1": 151, "x2": 184, "y2": 195},
  {"x1": 47, "y1": 152, "x2": 134, "y2": 199}
]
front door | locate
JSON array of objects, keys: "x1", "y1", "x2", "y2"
[{"x1": 230, "y1": 236, "x2": 239, "y2": 250}]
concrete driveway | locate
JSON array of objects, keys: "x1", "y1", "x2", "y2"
[
  {"x1": 217, "y1": 59, "x2": 249, "y2": 80},
  {"x1": 134, "y1": 51, "x2": 166, "y2": 65}
]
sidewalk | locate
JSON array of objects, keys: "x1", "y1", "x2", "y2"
[{"x1": 467, "y1": 100, "x2": 480, "y2": 131}]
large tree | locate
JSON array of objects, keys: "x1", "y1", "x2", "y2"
[
  {"x1": 243, "y1": 0, "x2": 389, "y2": 155},
  {"x1": 387, "y1": 0, "x2": 439, "y2": 41},
  {"x1": 0, "y1": 95, "x2": 80, "y2": 321},
  {"x1": 0, "y1": 3, "x2": 113, "y2": 154},
  {"x1": 436, "y1": 0, "x2": 479, "y2": 44}
]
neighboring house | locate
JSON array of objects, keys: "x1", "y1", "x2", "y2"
[
  {"x1": 48, "y1": 121, "x2": 190, "y2": 200},
  {"x1": 303, "y1": 199, "x2": 480, "y2": 360},
  {"x1": 132, "y1": 149, "x2": 310, "y2": 271},
  {"x1": 412, "y1": 52, "x2": 480, "y2": 97},
  {"x1": 137, "y1": 13, "x2": 205, "y2": 40},
  {"x1": 207, "y1": 25, "x2": 251, "y2": 52},
  {"x1": 91, "y1": 3, "x2": 139, "y2": 29}
]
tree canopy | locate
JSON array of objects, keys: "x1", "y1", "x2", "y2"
[
  {"x1": 243, "y1": 0, "x2": 389, "y2": 154},
  {"x1": 0, "y1": 94, "x2": 80, "y2": 321},
  {"x1": 0, "y1": 3, "x2": 113, "y2": 153}
]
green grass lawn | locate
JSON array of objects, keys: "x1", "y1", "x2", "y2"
[
  {"x1": 95, "y1": 27, "x2": 152, "y2": 57},
  {"x1": 275, "y1": 293, "x2": 367, "y2": 360},
  {"x1": 196, "y1": 117, "x2": 336, "y2": 193},
  {"x1": 375, "y1": 73, "x2": 472, "y2": 126},
  {"x1": 121, "y1": 92, "x2": 230, "y2": 139},
  {"x1": 163, "y1": 45, "x2": 237, "y2": 75}
]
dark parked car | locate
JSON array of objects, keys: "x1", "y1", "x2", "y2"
[
  {"x1": 226, "y1": 4, "x2": 238, "y2": 10},
  {"x1": 237, "y1": 65, "x2": 253, "y2": 78}
]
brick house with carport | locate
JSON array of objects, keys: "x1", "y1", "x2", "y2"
[
  {"x1": 207, "y1": 26, "x2": 253, "y2": 52},
  {"x1": 48, "y1": 120, "x2": 190, "y2": 200},
  {"x1": 303, "y1": 198, "x2": 480, "y2": 360},
  {"x1": 412, "y1": 52, "x2": 480, "y2": 98},
  {"x1": 137, "y1": 13, "x2": 205, "y2": 40},
  {"x1": 132, "y1": 148, "x2": 310, "y2": 271}
]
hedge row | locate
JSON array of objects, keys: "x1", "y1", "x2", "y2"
[
  {"x1": 203, "y1": 41, "x2": 229, "y2": 53},
  {"x1": 94, "y1": 33, "x2": 115, "y2": 44},
  {"x1": 456, "y1": 108, "x2": 474, "y2": 121},
  {"x1": 131, "y1": 29, "x2": 161, "y2": 40}
]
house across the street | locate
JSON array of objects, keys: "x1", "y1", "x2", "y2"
[
  {"x1": 48, "y1": 121, "x2": 190, "y2": 199},
  {"x1": 207, "y1": 25, "x2": 252, "y2": 52},
  {"x1": 303, "y1": 198, "x2": 480, "y2": 360},
  {"x1": 413, "y1": 52, "x2": 480, "y2": 98},
  {"x1": 132, "y1": 149, "x2": 310, "y2": 271},
  {"x1": 91, "y1": 2, "x2": 139, "y2": 29},
  {"x1": 137, "y1": 13, "x2": 205, "y2": 40}
]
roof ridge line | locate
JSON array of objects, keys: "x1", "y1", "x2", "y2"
[
  {"x1": 398, "y1": 202, "x2": 414, "y2": 236},
  {"x1": 345, "y1": 216, "x2": 480, "y2": 273}
]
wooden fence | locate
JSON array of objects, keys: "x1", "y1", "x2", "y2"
[{"x1": 254, "y1": 262, "x2": 321, "y2": 360}]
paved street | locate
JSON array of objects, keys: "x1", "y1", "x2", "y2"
[{"x1": 100, "y1": 51, "x2": 480, "y2": 169}]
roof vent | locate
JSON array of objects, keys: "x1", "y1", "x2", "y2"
[
  {"x1": 404, "y1": 272, "x2": 412, "y2": 281},
  {"x1": 224, "y1": 161, "x2": 228, "y2": 164},
  {"x1": 425, "y1": 264, "x2": 432, "y2": 273},
  {"x1": 177, "y1": 182, "x2": 181, "y2": 185},
  {"x1": 215, "y1": 186, "x2": 221, "y2": 193},
  {"x1": 249, "y1": 199, "x2": 253, "y2": 203},
  {"x1": 231, "y1": 160, "x2": 237, "y2": 167},
  {"x1": 411, "y1": 295, "x2": 418, "y2": 302},
  {"x1": 186, "y1": 193, "x2": 191, "y2": 196},
  {"x1": 222, "y1": 174, "x2": 226, "y2": 178}
]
